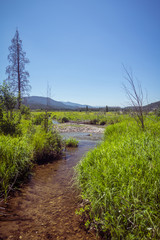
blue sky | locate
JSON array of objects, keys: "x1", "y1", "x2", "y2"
[{"x1": 1, "y1": 0, "x2": 160, "y2": 107}]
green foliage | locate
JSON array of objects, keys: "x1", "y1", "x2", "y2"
[
  {"x1": 43, "y1": 111, "x2": 50, "y2": 133},
  {"x1": 0, "y1": 112, "x2": 63, "y2": 198},
  {"x1": 89, "y1": 119, "x2": 98, "y2": 125},
  {"x1": 65, "y1": 138, "x2": 79, "y2": 147},
  {"x1": 76, "y1": 117, "x2": 160, "y2": 239},
  {"x1": 32, "y1": 128, "x2": 62, "y2": 164},
  {"x1": 0, "y1": 80, "x2": 17, "y2": 119},
  {"x1": 32, "y1": 112, "x2": 52, "y2": 133},
  {"x1": 0, "y1": 81, "x2": 21, "y2": 136},
  {"x1": 20, "y1": 104, "x2": 31, "y2": 118},
  {"x1": 0, "y1": 117, "x2": 22, "y2": 136},
  {"x1": 0, "y1": 106, "x2": 3, "y2": 120},
  {"x1": 61, "y1": 116, "x2": 69, "y2": 123},
  {"x1": 32, "y1": 113, "x2": 44, "y2": 125},
  {"x1": 0, "y1": 135, "x2": 32, "y2": 198},
  {"x1": 99, "y1": 120, "x2": 106, "y2": 125}
]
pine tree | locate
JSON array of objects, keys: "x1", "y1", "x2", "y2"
[{"x1": 6, "y1": 29, "x2": 31, "y2": 109}]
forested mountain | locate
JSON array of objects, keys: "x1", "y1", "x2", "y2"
[
  {"x1": 23, "y1": 96, "x2": 160, "y2": 111},
  {"x1": 22, "y1": 96, "x2": 89, "y2": 110}
]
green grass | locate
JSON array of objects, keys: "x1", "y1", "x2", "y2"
[
  {"x1": 76, "y1": 116, "x2": 160, "y2": 239},
  {"x1": 51, "y1": 111, "x2": 125, "y2": 125},
  {"x1": 0, "y1": 135, "x2": 33, "y2": 198},
  {"x1": 32, "y1": 128, "x2": 62, "y2": 164},
  {"x1": 65, "y1": 138, "x2": 79, "y2": 147},
  {"x1": 0, "y1": 113, "x2": 63, "y2": 198},
  {"x1": 0, "y1": 111, "x2": 123, "y2": 199}
]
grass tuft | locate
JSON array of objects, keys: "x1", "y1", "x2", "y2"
[{"x1": 65, "y1": 138, "x2": 79, "y2": 147}]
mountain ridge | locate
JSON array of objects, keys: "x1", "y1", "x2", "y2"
[
  {"x1": 22, "y1": 96, "x2": 90, "y2": 110},
  {"x1": 22, "y1": 96, "x2": 160, "y2": 111}
]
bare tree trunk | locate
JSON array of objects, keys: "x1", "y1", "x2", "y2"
[
  {"x1": 17, "y1": 41, "x2": 21, "y2": 109},
  {"x1": 123, "y1": 66, "x2": 145, "y2": 130}
]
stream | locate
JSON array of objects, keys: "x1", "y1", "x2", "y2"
[{"x1": 0, "y1": 127, "x2": 103, "y2": 240}]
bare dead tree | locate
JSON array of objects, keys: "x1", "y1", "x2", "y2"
[
  {"x1": 123, "y1": 66, "x2": 145, "y2": 130},
  {"x1": 44, "y1": 83, "x2": 52, "y2": 132},
  {"x1": 6, "y1": 29, "x2": 31, "y2": 109}
]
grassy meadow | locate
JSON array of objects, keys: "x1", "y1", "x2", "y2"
[
  {"x1": 51, "y1": 110, "x2": 124, "y2": 125},
  {"x1": 76, "y1": 115, "x2": 160, "y2": 239}
]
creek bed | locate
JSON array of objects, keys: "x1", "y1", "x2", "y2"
[{"x1": 0, "y1": 125, "x2": 103, "y2": 240}]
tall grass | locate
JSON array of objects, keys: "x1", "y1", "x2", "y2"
[
  {"x1": 0, "y1": 114, "x2": 63, "y2": 198},
  {"x1": 32, "y1": 128, "x2": 62, "y2": 164},
  {"x1": 76, "y1": 117, "x2": 160, "y2": 239},
  {"x1": 65, "y1": 138, "x2": 79, "y2": 147},
  {"x1": 0, "y1": 135, "x2": 32, "y2": 198}
]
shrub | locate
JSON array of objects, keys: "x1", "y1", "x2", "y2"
[
  {"x1": 99, "y1": 120, "x2": 106, "y2": 125},
  {"x1": 0, "y1": 118, "x2": 21, "y2": 136},
  {"x1": 20, "y1": 105, "x2": 31, "y2": 119},
  {"x1": 65, "y1": 138, "x2": 79, "y2": 147},
  {"x1": 90, "y1": 119, "x2": 98, "y2": 125},
  {"x1": 32, "y1": 113, "x2": 44, "y2": 125},
  {"x1": 0, "y1": 106, "x2": 3, "y2": 120},
  {"x1": 32, "y1": 128, "x2": 62, "y2": 164},
  {"x1": 61, "y1": 116, "x2": 69, "y2": 123}
]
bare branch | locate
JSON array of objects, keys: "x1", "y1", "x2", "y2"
[{"x1": 123, "y1": 66, "x2": 145, "y2": 130}]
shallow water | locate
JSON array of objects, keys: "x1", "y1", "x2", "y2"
[
  {"x1": 52, "y1": 120, "x2": 60, "y2": 125},
  {"x1": 0, "y1": 137, "x2": 102, "y2": 239},
  {"x1": 61, "y1": 132, "x2": 103, "y2": 141}
]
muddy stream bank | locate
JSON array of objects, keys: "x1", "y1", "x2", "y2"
[{"x1": 0, "y1": 124, "x2": 104, "y2": 240}]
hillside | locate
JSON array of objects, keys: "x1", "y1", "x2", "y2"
[
  {"x1": 62, "y1": 101, "x2": 92, "y2": 108},
  {"x1": 22, "y1": 96, "x2": 89, "y2": 110},
  {"x1": 124, "y1": 101, "x2": 160, "y2": 112},
  {"x1": 22, "y1": 96, "x2": 160, "y2": 111},
  {"x1": 22, "y1": 96, "x2": 73, "y2": 110},
  {"x1": 143, "y1": 101, "x2": 160, "y2": 111}
]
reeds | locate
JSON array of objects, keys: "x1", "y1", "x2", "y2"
[
  {"x1": 76, "y1": 117, "x2": 160, "y2": 239},
  {"x1": 0, "y1": 135, "x2": 32, "y2": 198},
  {"x1": 65, "y1": 138, "x2": 79, "y2": 147}
]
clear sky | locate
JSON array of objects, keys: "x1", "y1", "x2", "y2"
[{"x1": 0, "y1": 0, "x2": 160, "y2": 107}]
